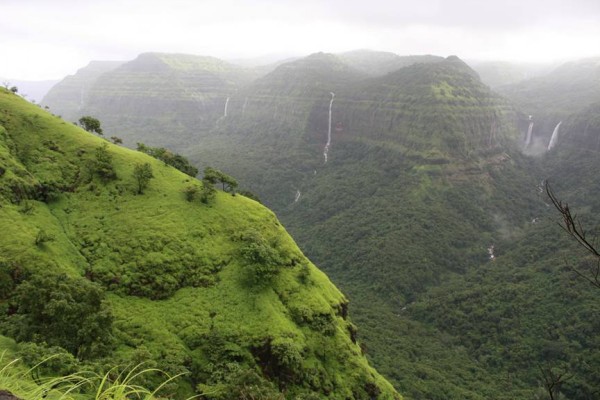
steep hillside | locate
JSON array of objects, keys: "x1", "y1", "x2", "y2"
[
  {"x1": 41, "y1": 61, "x2": 124, "y2": 121},
  {"x1": 191, "y1": 55, "x2": 520, "y2": 208},
  {"x1": 0, "y1": 88, "x2": 400, "y2": 399},
  {"x1": 43, "y1": 53, "x2": 265, "y2": 149}
]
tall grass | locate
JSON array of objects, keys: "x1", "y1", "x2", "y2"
[{"x1": 0, "y1": 354, "x2": 192, "y2": 400}]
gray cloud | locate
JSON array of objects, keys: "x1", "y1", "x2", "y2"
[{"x1": 1, "y1": 0, "x2": 599, "y2": 80}]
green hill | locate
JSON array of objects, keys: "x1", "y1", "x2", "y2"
[{"x1": 0, "y1": 88, "x2": 400, "y2": 399}]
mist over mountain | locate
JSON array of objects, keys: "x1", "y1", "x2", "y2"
[{"x1": 498, "y1": 57, "x2": 600, "y2": 154}]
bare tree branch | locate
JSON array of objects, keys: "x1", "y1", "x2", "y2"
[
  {"x1": 538, "y1": 365, "x2": 572, "y2": 400},
  {"x1": 545, "y1": 181, "x2": 600, "y2": 289}
]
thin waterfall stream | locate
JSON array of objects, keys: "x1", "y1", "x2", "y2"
[
  {"x1": 547, "y1": 121, "x2": 562, "y2": 150},
  {"x1": 323, "y1": 92, "x2": 335, "y2": 163}
]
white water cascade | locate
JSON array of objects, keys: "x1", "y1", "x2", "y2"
[
  {"x1": 223, "y1": 97, "x2": 230, "y2": 117},
  {"x1": 294, "y1": 190, "x2": 301, "y2": 203},
  {"x1": 323, "y1": 92, "x2": 335, "y2": 163},
  {"x1": 547, "y1": 121, "x2": 562, "y2": 151},
  {"x1": 488, "y1": 245, "x2": 495, "y2": 261},
  {"x1": 524, "y1": 120, "x2": 534, "y2": 148}
]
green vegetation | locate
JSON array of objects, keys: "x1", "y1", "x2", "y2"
[
  {"x1": 132, "y1": 162, "x2": 153, "y2": 194},
  {"x1": 180, "y1": 55, "x2": 599, "y2": 399},
  {"x1": 3, "y1": 273, "x2": 113, "y2": 360},
  {"x1": 0, "y1": 349, "x2": 189, "y2": 400},
  {"x1": 37, "y1": 51, "x2": 600, "y2": 399},
  {"x1": 78, "y1": 116, "x2": 103, "y2": 136},
  {"x1": 136, "y1": 143, "x2": 198, "y2": 177},
  {"x1": 93, "y1": 143, "x2": 117, "y2": 182},
  {"x1": 203, "y1": 166, "x2": 237, "y2": 193},
  {"x1": 0, "y1": 88, "x2": 400, "y2": 399}
]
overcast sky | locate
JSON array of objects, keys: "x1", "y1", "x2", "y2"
[{"x1": 2, "y1": 0, "x2": 600, "y2": 80}]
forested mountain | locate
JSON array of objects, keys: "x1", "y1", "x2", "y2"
[
  {"x1": 37, "y1": 51, "x2": 600, "y2": 399},
  {"x1": 42, "y1": 60, "x2": 124, "y2": 121},
  {"x1": 0, "y1": 88, "x2": 400, "y2": 399}
]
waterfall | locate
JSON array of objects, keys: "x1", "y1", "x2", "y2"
[
  {"x1": 488, "y1": 245, "x2": 495, "y2": 261},
  {"x1": 294, "y1": 190, "x2": 301, "y2": 203},
  {"x1": 223, "y1": 97, "x2": 230, "y2": 117},
  {"x1": 323, "y1": 92, "x2": 335, "y2": 163},
  {"x1": 547, "y1": 121, "x2": 562, "y2": 151},
  {"x1": 524, "y1": 121, "x2": 534, "y2": 148}
]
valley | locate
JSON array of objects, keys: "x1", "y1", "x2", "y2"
[{"x1": 2, "y1": 49, "x2": 599, "y2": 399}]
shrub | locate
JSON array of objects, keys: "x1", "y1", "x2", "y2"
[
  {"x1": 93, "y1": 143, "x2": 117, "y2": 182},
  {"x1": 2, "y1": 273, "x2": 114, "y2": 360},
  {"x1": 34, "y1": 229, "x2": 54, "y2": 247},
  {"x1": 133, "y1": 163, "x2": 153, "y2": 194}
]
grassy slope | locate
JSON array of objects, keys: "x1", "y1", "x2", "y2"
[{"x1": 0, "y1": 88, "x2": 399, "y2": 399}]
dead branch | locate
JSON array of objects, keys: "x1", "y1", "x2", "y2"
[{"x1": 545, "y1": 181, "x2": 600, "y2": 289}]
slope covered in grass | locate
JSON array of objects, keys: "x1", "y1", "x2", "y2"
[{"x1": 0, "y1": 88, "x2": 400, "y2": 399}]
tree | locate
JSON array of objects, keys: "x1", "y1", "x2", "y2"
[
  {"x1": 546, "y1": 181, "x2": 600, "y2": 289},
  {"x1": 110, "y1": 136, "x2": 123, "y2": 145},
  {"x1": 538, "y1": 365, "x2": 571, "y2": 400},
  {"x1": 199, "y1": 178, "x2": 216, "y2": 204},
  {"x1": 203, "y1": 167, "x2": 238, "y2": 193},
  {"x1": 133, "y1": 162, "x2": 154, "y2": 194},
  {"x1": 203, "y1": 167, "x2": 220, "y2": 185},
  {"x1": 184, "y1": 185, "x2": 199, "y2": 202},
  {"x1": 239, "y1": 230, "x2": 283, "y2": 286},
  {"x1": 137, "y1": 142, "x2": 198, "y2": 177},
  {"x1": 94, "y1": 143, "x2": 117, "y2": 181},
  {"x1": 3, "y1": 273, "x2": 113, "y2": 360},
  {"x1": 78, "y1": 116, "x2": 103, "y2": 136}
]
